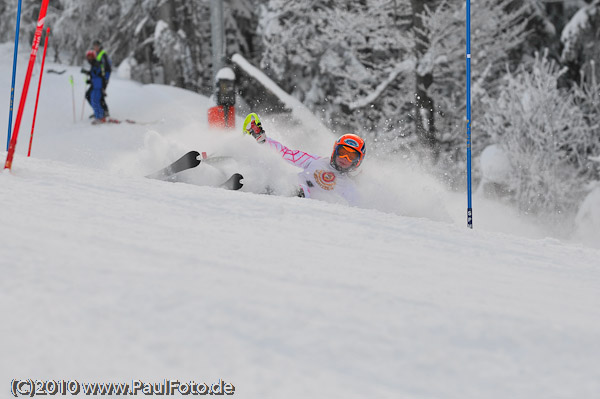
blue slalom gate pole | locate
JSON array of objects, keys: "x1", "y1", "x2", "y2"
[
  {"x1": 7, "y1": 0, "x2": 23, "y2": 151},
  {"x1": 466, "y1": 0, "x2": 473, "y2": 228}
]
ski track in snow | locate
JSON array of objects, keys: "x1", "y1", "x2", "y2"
[{"x1": 1, "y1": 43, "x2": 599, "y2": 399}]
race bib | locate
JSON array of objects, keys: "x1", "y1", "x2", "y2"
[{"x1": 313, "y1": 170, "x2": 336, "y2": 190}]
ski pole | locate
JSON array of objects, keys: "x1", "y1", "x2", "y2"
[
  {"x1": 69, "y1": 75, "x2": 75, "y2": 123},
  {"x1": 80, "y1": 94, "x2": 85, "y2": 121},
  {"x1": 28, "y1": 27, "x2": 50, "y2": 157},
  {"x1": 6, "y1": 0, "x2": 23, "y2": 151}
]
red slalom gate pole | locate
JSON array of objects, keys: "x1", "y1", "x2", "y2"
[
  {"x1": 28, "y1": 27, "x2": 50, "y2": 157},
  {"x1": 4, "y1": 0, "x2": 50, "y2": 170}
]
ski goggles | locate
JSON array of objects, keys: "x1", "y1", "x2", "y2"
[{"x1": 335, "y1": 144, "x2": 362, "y2": 163}]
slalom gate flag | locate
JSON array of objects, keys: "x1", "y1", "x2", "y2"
[
  {"x1": 4, "y1": 0, "x2": 51, "y2": 170},
  {"x1": 28, "y1": 27, "x2": 50, "y2": 157}
]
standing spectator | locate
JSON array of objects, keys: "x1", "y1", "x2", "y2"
[
  {"x1": 92, "y1": 39, "x2": 111, "y2": 117},
  {"x1": 85, "y1": 50, "x2": 106, "y2": 124}
]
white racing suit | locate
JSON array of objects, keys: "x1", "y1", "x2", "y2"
[{"x1": 265, "y1": 137, "x2": 360, "y2": 206}]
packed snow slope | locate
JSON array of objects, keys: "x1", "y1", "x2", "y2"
[{"x1": 1, "y1": 43, "x2": 599, "y2": 398}]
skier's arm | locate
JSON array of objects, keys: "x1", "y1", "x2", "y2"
[
  {"x1": 246, "y1": 118, "x2": 317, "y2": 169},
  {"x1": 265, "y1": 137, "x2": 318, "y2": 169},
  {"x1": 80, "y1": 68, "x2": 91, "y2": 84}
]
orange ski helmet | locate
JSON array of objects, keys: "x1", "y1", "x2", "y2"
[
  {"x1": 86, "y1": 50, "x2": 96, "y2": 60},
  {"x1": 330, "y1": 134, "x2": 366, "y2": 172}
]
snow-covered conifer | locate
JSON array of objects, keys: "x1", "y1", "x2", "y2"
[{"x1": 479, "y1": 52, "x2": 598, "y2": 219}]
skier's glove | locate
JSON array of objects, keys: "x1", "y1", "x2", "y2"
[{"x1": 247, "y1": 120, "x2": 266, "y2": 144}]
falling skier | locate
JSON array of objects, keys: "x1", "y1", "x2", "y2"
[{"x1": 244, "y1": 113, "x2": 366, "y2": 205}]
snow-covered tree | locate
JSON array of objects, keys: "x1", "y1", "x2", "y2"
[
  {"x1": 258, "y1": 0, "x2": 414, "y2": 143},
  {"x1": 411, "y1": 0, "x2": 438, "y2": 158},
  {"x1": 111, "y1": 0, "x2": 258, "y2": 93},
  {"x1": 225, "y1": 0, "x2": 260, "y2": 59},
  {"x1": 0, "y1": 0, "x2": 256, "y2": 94},
  {"x1": 413, "y1": 0, "x2": 531, "y2": 171},
  {"x1": 43, "y1": 0, "x2": 121, "y2": 64},
  {"x1": 256, "y1": 0, "x2": 533, "y2": 166},
  {"x1": 0, "y1": 0, "x2": 47, "y2": 42},
  {"x1": 0, "y1": 0, "x2": 18, "y2": 43},
  {"x1": 560, "y1": 0, "x2": 600, "y2": 85},
  {"x1": 479, "y1": 52, "x2": 600, "y2": 219},
  {"x1": 106, "y1": 0, "x2": 210, "y2": 91}
]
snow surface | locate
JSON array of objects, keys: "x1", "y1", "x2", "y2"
[{"x1": 1, "y1": 42, "x2": 600, "y2": 399}]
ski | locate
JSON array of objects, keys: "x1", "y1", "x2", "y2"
[
  {"x1": 106, "y1": 118, "x2": 159, "y2": 125},
  {"x1": 90, "y1": 117, "x2": 163, "y2": 125},
  {"x1": 146, "y1": 151, "x2": 201, "y2": 180},
  {"x1": 219, "y1": 173, "x2": 244, "y2": 190},
  {"x1": 146, "y1": 152, "x2": 243, "y2": 190}
]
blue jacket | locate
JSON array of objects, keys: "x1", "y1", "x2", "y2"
[{"x1": 89, "y1": 60, "x2": 104, "y2": 90}]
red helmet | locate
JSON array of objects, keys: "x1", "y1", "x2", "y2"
[
  {"x1": 330, "y1": 134, "x2": 366, "y2": 172},
  {"x1": 86, "y1": 50, "x2": 96, "y2": 60}
]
